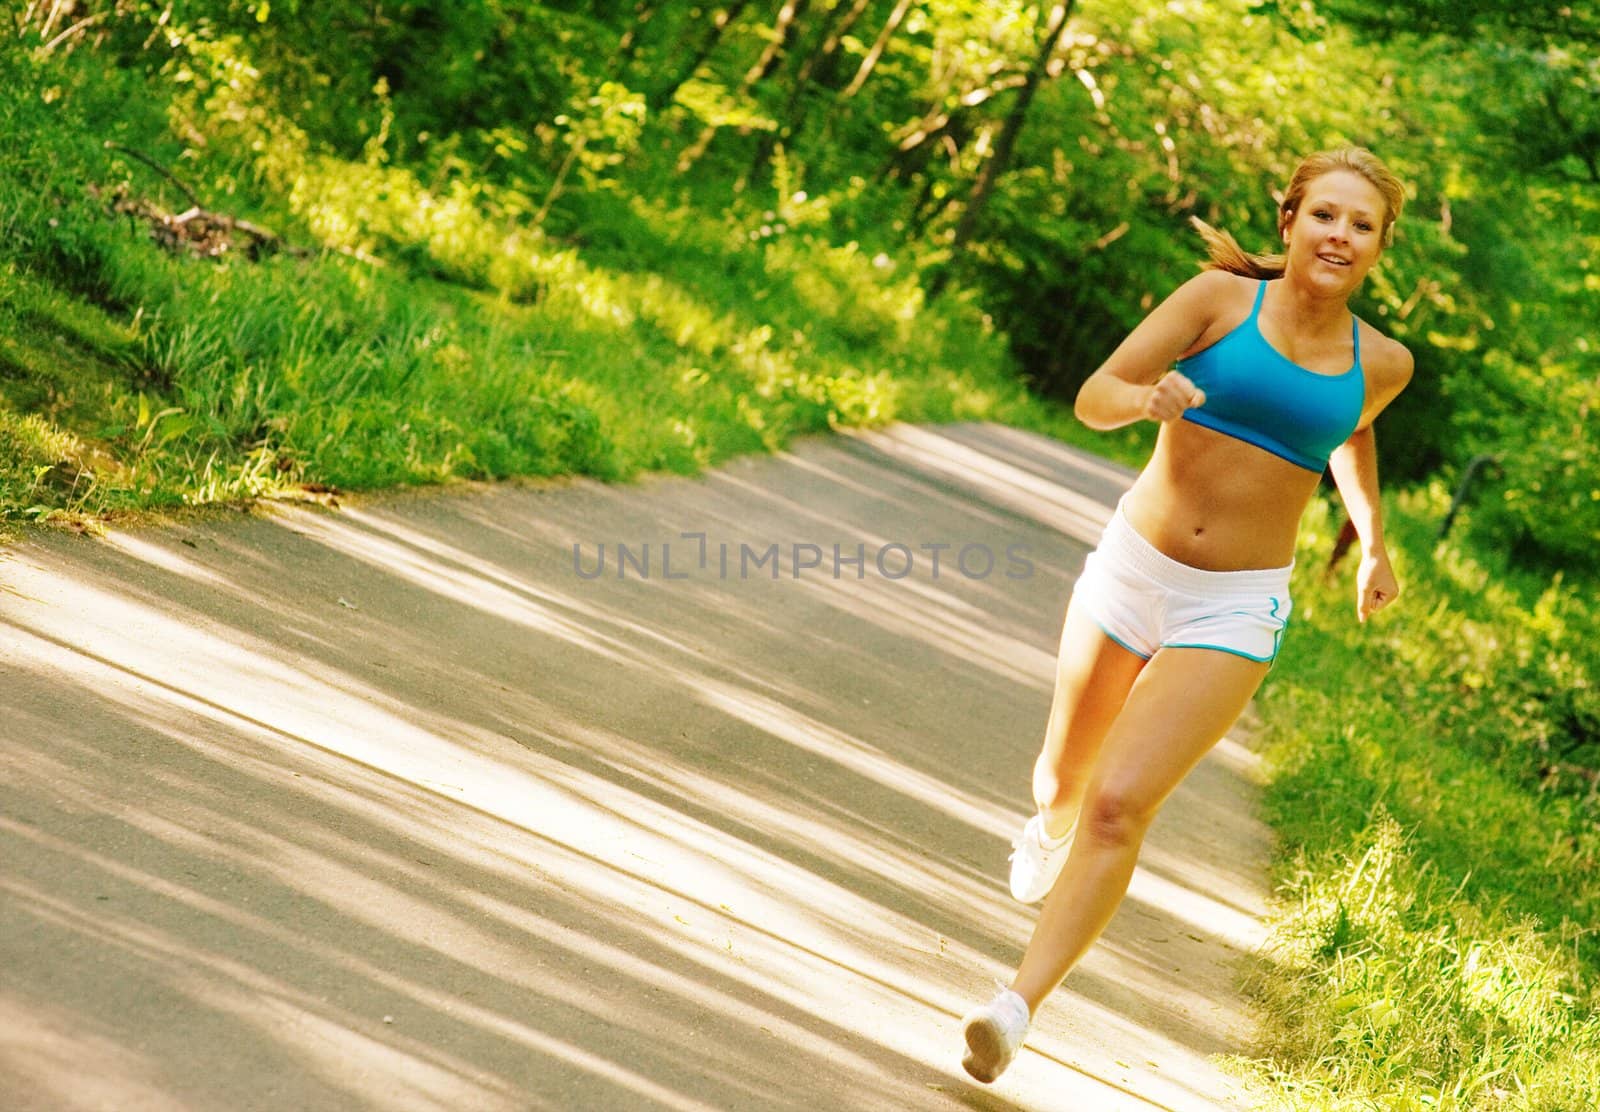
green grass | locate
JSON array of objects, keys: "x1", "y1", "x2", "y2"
[
  {"x1": 0, "y1": 38, "x2": 1106, "y2": 529},
  {"x1": 1234, "y1": 489, "x2": 1600, "y2": 1110},
  {"x1": 0, "y1": 203, "x2": 1089, "y2": 520}
]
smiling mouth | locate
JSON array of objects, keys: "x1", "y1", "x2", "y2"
[{"x1": 1317, "y1": 253, "x2": 1351, "y2": 267}]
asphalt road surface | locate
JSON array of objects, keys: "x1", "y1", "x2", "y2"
[{"x1": 1, "y1": 423, "x2": 1271, "y2": 1111}]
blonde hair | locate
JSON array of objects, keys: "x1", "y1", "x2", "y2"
[{"x1": 1192, "y1": 147, "x2": 1406, "y2": 278}]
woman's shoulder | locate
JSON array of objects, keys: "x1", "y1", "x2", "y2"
[
  {"x1": 1168, "y1": 269, "x2": 1258, "y2": 339},
  {"x1": 1179, "y1": 268, "x2": 1257, "y2": 300},
  {"x1": 1357, "y1": 319, "x2": 1414, "y2": 395}
]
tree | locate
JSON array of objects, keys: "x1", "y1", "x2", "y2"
[
  {"x1": 648, "y1": 0, "x2": 757, "y2": 112},
  {"x1": 839, "y1": 0, "x2": 915, "y2": 100},
  {"x1": 747, "y1": 0, "x2": 877, "y2": 176},
  {"x1": 677, "y1": 0, "x2": 813, "y2": 171},
  {"x1": 929, "y1": 1, "x2": 1074, "y2": 297}
]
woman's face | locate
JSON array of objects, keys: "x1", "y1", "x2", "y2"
[{"x1": 1282, "y1": 170, "x2": 1388, "y2": 293}]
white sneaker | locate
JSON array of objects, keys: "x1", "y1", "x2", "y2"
[
  {"x1": 1008, "y1": 812, "x2": 1075, "y2": 903},
  {"x1": 961, "y1": 986, "x2": 1031, "y2": 1083}
]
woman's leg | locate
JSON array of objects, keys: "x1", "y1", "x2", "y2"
[
  {"x1": 1010, "y1": 646, "x2": 1270, "y2": 1010},
  {"x1": 1031, "y1": 595, "x2": 1149, "y2": 840}
]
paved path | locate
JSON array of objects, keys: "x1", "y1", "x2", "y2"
[{"x1": 0, "y1": 423, "x2": 1270, "y2": 1111}]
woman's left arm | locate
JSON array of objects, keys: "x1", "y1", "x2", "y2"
[{"x1": 1328, "y1": 334, "x2": 1415, "y2": 623}]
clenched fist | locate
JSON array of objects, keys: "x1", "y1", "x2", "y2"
[
  {"x1": 1356, "y1": 549, "x2": 1401, "y2": 623},
  {"x1": 1143, "y1": 372, "x2": 1206, "y2": 422}
]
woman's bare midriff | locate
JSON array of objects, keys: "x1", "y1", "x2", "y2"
[{"x1": 1121, "y1": 421, "x2": 1325, "y2": 571}]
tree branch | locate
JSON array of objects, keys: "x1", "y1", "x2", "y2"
[
  {"x1": 104, "y1": 142, "x2": 202, "y2": 209},
  {"x1": 38, "y1": 10, "x2": 109, "y2": 53}
]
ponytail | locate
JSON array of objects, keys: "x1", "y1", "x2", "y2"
[{"x1": 1190, "y1": 216, "x2": 1286, "y2": 279}]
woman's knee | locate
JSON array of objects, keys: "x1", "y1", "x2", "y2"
[{"x1": 1080, "y1": 788, "x2": 1152, "y2": 848}]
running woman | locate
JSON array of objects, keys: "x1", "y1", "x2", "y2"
[{"x1": 960, "y1": 147, "x2": 1414, "y2": 1084}]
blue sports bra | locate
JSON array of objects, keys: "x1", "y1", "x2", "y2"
[{"x1": 1176, "y1": 280, "x2": 1366, "y2": 473}]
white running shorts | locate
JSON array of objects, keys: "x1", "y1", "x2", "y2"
[{"x1": 1073, "y1": 502, "x2": 1293, "y2": 663}]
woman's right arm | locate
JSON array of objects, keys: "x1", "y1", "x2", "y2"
[{"x1": 1073, "y1": 269, "x2": 1237, "y2": 430}]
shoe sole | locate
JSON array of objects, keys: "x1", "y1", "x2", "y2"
[{"x1": 961, "y1": 1015, "x2": 1011, "y2": 1084}]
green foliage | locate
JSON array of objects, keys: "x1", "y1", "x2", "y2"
[
  {"x1": 14, "y1": 0, "x2": 1582, "y2": 560},
  {"x1": 1313, "y1": 0, "x2": 1600, "y2": 45},
  {"x1": 0, "y1": 11, "x2": 1053, "y2": 520},
  {"x1": 1306, "y1": 0, "x2": 1600, "y2": 558},
  {"x1": 1241, "y1": 492, "x2": 1600, "y2": 1108}
]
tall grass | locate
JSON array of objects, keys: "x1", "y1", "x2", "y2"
[
  {"x1": 0, "y1": 33, "x2": 1083, "y2": 527},
  {"x1": 1238, "y1": 489, "x2": 1600, "y2": 1110}
]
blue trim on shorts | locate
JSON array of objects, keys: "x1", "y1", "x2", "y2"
[
  {"x1": 1160, "y1": 641, "x2": 1276, "y2": 663},
  {"x1": 1161, "y1": 596, "x2": 1289, "y2": 664},
  {"x1": 1093, "y1": 620, "x2": 1153, "y2": 660}
]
